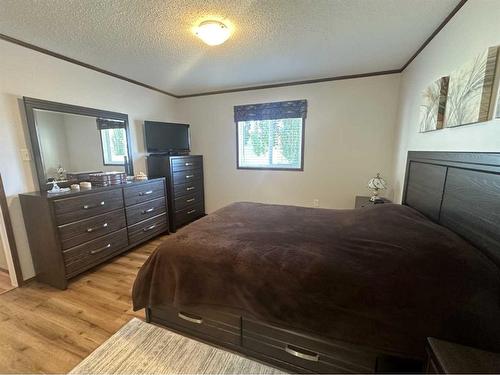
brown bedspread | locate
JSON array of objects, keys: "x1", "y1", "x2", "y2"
[{"x1": 133, "y1": 202, "x2": 500, "y2": 357}]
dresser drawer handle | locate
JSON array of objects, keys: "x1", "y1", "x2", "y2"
[
  {"x1": 186, "y1": 198, "x2": 195, "y2": 203},
  {"x1": 187, "y1": 209, "x2": 196, "y2": 215},
  {"x1": 185, "y1": 162, "x2": 194, "y2": 166},
  {"x1": 86, "y1": 222, "x2": 108, "y2": 233},
  {"x1": 185, "y1": 175, "x2": 194, "y2": 179},
  {"x1": 285, "y1": 344, "x2": 319, "y2": 362},
  {"x1": 89, "y1": 243, "x2": 111, "y2": 255},
  {"x1": 142, "y1": 208, "x2": 155, "y2": 214},
  {"x1": 186, "y1": 186, "x2": 195, "y2": 191},
  {"x1": 143, "y1": 224, "x2": 156, "y2": 232},
  {"x1": 83, "y1": 201, "x2": 105, "y2": 209},
  {"x1": 139, "y1": 190, "x2": 153, "y2": 196},
  {"x1": 178, "y1": 312, "x2": 203, "y2": 324}
]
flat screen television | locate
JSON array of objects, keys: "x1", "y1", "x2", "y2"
[{"x1": 144, "y1": 121, "x2": 190, "y2": 154}]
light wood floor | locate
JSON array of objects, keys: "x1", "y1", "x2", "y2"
[
  {"x1": 0, "y1": 270, "x2": 15, "y2": 295},
  {"x1": 0, "y1": 234, "x2": 166, "y2": 373}
]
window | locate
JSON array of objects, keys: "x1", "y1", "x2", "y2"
[
  {"x1": 237, "y1": 118, "x2": 303, "y2": 169},
  {"x1": 234, "y1": 100, "x2": 307, "y2": 170},
  {"x1": 97, "y1": 119, "x2": 128, "y2": 166}
]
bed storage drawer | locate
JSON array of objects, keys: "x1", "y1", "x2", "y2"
[
  {"x1": 125, "y1": 197, "x2": 166, "y2": 225},
  {"x1": 242, "y1": 318, "x2": 376, "y2": 373},
  {"x1": 150, "y1": 305, "x2": 241, "y2": 346}
]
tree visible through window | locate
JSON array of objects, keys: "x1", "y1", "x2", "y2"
[
  {"x1": 100, "y1": 127, "x2": 127, "y2": 165},
  {"x1": 237, "y1": 118, "x2": 303, "y2": 169}
]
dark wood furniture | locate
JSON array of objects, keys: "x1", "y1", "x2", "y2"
[
  {"x1": 426, "y1": 337, "x2": 500, "y2": 373},
  {"x1": 403, "y1": 151, "x2": 500, "y2": 267},
  {"x1": 146, "y1": 154, "x2": 205, "y2": 232},
  {"x1": 354, "y1": 195, "x2": 391, "y2": 208},
  {"x1": 19, "y1": 178, "x2": 168, "y2": 289},
  {"x1": 144, "y1": 151, "x2": 500, "y2": 373},
  {"x1": 148, "y1": 305, "x2": 380, "y2": 373}
]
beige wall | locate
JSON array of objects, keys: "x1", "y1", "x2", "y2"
[
  {"x1": 179, "y1": 74, "x2": 401, "y2": 213},
  {"x1": 0, "y1": 39, "x2": 181, "y2": 280},
  {"x1": 392, "y1": 0, "x2": 500, "y2": 202}
]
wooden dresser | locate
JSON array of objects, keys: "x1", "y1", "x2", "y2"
[
  {"x1": 19, "y1": 178, "x2": 168, "y2": 289},
  {"x1": 147, "y1": 155, "x2": 205, "y2": 232}
]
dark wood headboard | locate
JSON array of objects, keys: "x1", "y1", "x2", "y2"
[{"x1": 403, "y1": 151, "x2": 500, "y2": 267}]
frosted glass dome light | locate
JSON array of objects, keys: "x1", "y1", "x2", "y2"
[{"x1": 195, "y1": 20, "x2": 231, "y2": 46}]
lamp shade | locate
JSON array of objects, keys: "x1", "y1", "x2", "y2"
[{"x1": 368, "y1": 173, "x2": 387, "y2": 191}]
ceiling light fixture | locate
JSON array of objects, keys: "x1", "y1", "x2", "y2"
[{"x1": 195, "y1": 20, "x2": 231, "y2": 46}]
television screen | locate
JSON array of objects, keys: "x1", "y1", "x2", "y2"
[{"x1": 144, "y1": 121, "x2": 190, "y2": 153}]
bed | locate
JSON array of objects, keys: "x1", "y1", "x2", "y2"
[{"x1": 132, "y1": 151, "x2": 500, "y2": 373}]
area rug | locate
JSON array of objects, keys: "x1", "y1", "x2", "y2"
[{"x1": 69, "y1": 318, "x2": 284, "y2": 374}]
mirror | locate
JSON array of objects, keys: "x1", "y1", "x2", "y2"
[{"x1": 24, "y1": 97, "x2": 134, "y2": 191}]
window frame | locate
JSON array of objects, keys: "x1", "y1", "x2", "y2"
[
  {"x1": 235, "y1": 118, "x2": 305, "y2": 171},
  {"x1": 98, "y1": 127, "x2": 128, "y2": 166}
]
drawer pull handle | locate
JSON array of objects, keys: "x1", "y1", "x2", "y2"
[
  {"x1": 187, "y1": 209, "x2": 196, "y2": 214},
  {"x1": 186, "y1": 198, "x2": 195, "y2": 203},
  {"x1": 83, "y1": 201, "x2": 105, "y2": 209},
  {"x1": 185, "y1": 175, "x2": 194, "y2": 179},
  {"x1": 86, "y1": 222, "x2": 108, "y2": 233},
  {"x1": 89, "y1": 243, "x2": 111, "y2": 255},
  {"x1": 139, "y1": 190, "x2": 153, "y2": 196},
  {"x1": 178, "y1": 312, "x2": 203, "y2": 324},
  {"x1": 285, "y1": 344, "x2": 319, "y2": 362},
  {"x1": 186, "y1": 186, "x2": 195, "y2": 191},
  {"x1": 143, "y1": 224, "x2": 156, "y2": 232},
  {"x1": 185, "y1": 162, "x2": 194, "y2": 166},
  {"x1": 142, "y1": 208, "x2": 155, "y2": 214}
]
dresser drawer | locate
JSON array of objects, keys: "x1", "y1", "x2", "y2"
[
  {"x1": 128, "y1": 213, "x2": 168, "y2": 245},
  {"x1": 171, "y1": 156, "x2": 203, "y2": 172},
  {"x1": 63, "y1": 228, "x2": 128, "y2": 277},
  {"x1": 175, "y1": 203, "x2": 204, "y2": 227},
  {"x1": 123, "y1": 180, "x2": 165, "y2": 206},
  {"x1": 173, "y1": 179, "x2": 203, "y2": 198},
  {"x1": 150, "y1": 305, "x2": 240, "y2": 347},
  {"x1": 126, "y1": 197, "x2": 166, "y2": 226},
  {"x1": 242, "y1": 319, "x2": 376, "y2": 373},
  {"x1": 58, "y1": 209, "x2": 126, "y2": 250},
  {"x1": 174, "y1": 191, "x2": 203, "y2": 211},
  {"x1": 172, "y1": 168, "x2": 202, "y2": 186},
  {"x1": 53, "y1": 189, "x2": 124, "y2": 225}
]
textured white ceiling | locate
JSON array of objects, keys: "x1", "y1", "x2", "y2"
[{"x1": 0, "y1": 0, "x2": 460, "y2": 96}]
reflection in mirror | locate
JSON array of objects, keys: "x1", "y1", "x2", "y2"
[{"x1": 34, "y1": 110, "x2": 130, "y2": 187}]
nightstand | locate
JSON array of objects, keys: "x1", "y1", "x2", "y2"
[
  {"x1": 355, "y1": 195, "x2": 391, "y2": 208},
  {"x1": 426, "y1": 337, "x2": 500, "y2": 373}
]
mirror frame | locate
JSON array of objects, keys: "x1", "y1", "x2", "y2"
[{"x1": 23, "y1": 97, "x2": 134, "y2": 191}]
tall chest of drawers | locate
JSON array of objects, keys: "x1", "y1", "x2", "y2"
[
  {"x1": 19, "y1": 178, "x2": 168, "y2": 289},
  {"x1": 147, "y1": 155, "x2": 205, "y2": 232}
]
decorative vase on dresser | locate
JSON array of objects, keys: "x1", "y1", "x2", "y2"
[
  {"x1": 146, "y1": 154, "x2": 205, "y2": 232},
  {"x1": 19, "y1": 178, "x2": 169, "y2": 289}
]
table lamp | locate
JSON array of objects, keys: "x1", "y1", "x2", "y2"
[{"x1": 368, "y1": 173, "x2": 387, "y2": 202}]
